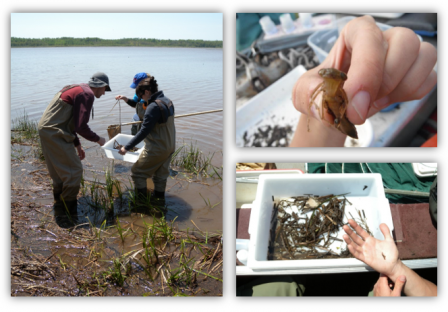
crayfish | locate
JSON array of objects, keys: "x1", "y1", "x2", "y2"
[
  {"x1": 309, "y1": 68, "x2": 358, "y2": 139},
  {"x1": 113, "y1": 140, "x2": 139, "y2": 152}
]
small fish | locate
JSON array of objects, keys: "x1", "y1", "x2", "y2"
[
  {"x1": 382, "y1": 252, "x2": 386, "y2": 260},
  {"x1": 363, "y1": 185, "x2": 368, "y2": 190}
]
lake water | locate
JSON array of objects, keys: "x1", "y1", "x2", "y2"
[
  {"x1": 11, "y1": 47, "x2": 222, "y2": 162},
  {"x1": 11, "y1": 47, "x2": 223, "y2": 231}
]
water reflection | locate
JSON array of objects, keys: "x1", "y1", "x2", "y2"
[{"x1": 75, "y1": 192, "x2": 193, "y2": 228}]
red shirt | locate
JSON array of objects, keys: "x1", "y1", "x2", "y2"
[{"x1": 60, "y1": 84, "x2": 99, "y2": 146}]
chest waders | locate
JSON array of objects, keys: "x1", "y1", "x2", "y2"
[
  {"x1": 131, "y1": 98, "x2": 176, "y2": 203},
  {"x1": 38, "y1": 85, "x2": 85, "y2": 226},
  {"x1": 132, "y1": 102, "x2": 146, "y2": 135}
]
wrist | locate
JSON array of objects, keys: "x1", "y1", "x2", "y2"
[{"x1": 388, "y1": 259, "x2": 406, "y2": 283}]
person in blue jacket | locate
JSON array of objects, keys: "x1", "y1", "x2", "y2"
[{"x1": 115, "y1": 73, "x2": 176, "y2": 208}]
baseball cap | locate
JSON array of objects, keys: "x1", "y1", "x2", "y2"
[
  {"x1": 88, "y1": 72, "x2": 111, "y2": 91},
  {"x1": 130, "y1": 72, "x2": 148, "y2": 89}
]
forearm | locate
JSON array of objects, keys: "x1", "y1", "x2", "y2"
[
  {"x1": 125, "y1": 127, "x2": 148, "y2": 150},
  {"x1": 126, "y1": 99, "x2": 137, "y2": 108},
  {"x1": 290, "y1": 114, "x2": 346, "y2": 147},
  {"x1": 76, "y1": 126, "x2": 100, "y2": 143},
  {"x1": 390, "y1": 261, "x2": 437, "y2": 296}
]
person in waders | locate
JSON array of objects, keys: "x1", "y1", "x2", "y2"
[
  {"x1": 115, "y1": 73, "x2": 175, "y2": 213},
  {"x1": 38, "y1": 72, "x2": 110, "y2": 228}
]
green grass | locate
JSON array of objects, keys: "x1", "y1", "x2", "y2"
[
  {"x1": 171, "y1": 141, "x2": 219, "y2": 177},
  {"x1": 211, "y1": 165, "x2": 222, "y2": 181},
  {"x1": 11, "y1": 110, "x2": 45, "y2": 161},
  {"x1": 199, "y1": 193, "x2": 221, "y2": 209},
  {"x1": 60, "y1": 196, "x2": 75, "y2": 225},
  {"x1": 57, "y1": 255, "x2": 68, "y2": 271},
  {"x1": 102, "y1": 257, "x2": 128, "y2": 287},
  {"x1": 11, "y1": 110, "x2": 39, "y2": 141},
  {"x1": 71, "y1": 165, "x2": 223, "y2": 294},
  {"x1": 79, "y1": 169, "x2": 124, "y2": 223},
  {"x1": 115, "y1": 217, "x2": 128, "y2": 243}
]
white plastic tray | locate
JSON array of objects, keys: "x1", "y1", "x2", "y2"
[
  {"x1": 308, "y1": 16, "x2": 393, "y2": 64},
  {"x1": 236, "y1": 170, "x2": 303, "y2": 207},
  {"x1": 246, "y1": 173, "x2": 393, "y2": 271},
  {"x1": 308, "y1": 16, "x2": 422, "y2": 64},
  {"x1": 354, "y1": 13, "x2": 405, "y2": 19},
  {"x1": 236, "y1": 65, "x2": 374, "y2": 147},
  {"x1": 101, "y1": 134, "x2": 144, "y2": 163},
  {"x1": 412, "y1": 163, "x2": 437, "y2": 177},
  {"x1": 236, "y1": 66, "x2": 305, "y2": 147}
]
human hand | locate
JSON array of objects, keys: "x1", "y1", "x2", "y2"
[
  {"x1": 292, "y1": 15, "x2": 437, "y2": 127},
  {"x1": 76, "y1": 144, "x2": 85, "y2": 161},
  {"x1": 115, "y1": 95, "x2": 128, "y2": 102},
  {"x1": 118, "y1": 147, "x2": 127, "y2": 155},
  {"x1": 373, "y1": 274, "x2": 406, "y2": 297},
  {"x1": 97, "y1": 137, "x2": 106, "y2": 146},
  {"x1": 343, "y1": 219, "x2": 402, "y2": 280}
]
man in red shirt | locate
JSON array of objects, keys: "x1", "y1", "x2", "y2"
[{"x1": 38, "y1": 72, "x2": 110, "y2": 227}]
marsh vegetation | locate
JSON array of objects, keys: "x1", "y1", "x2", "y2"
[{"x1": 11, "y1": 113, "x2": 223, "y2": 296}]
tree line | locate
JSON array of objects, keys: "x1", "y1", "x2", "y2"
[{"x1": 11, "y1": 37, "x2": 222, "y2": 48}]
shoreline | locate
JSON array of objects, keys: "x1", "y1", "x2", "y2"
[{"x1": 11, "y1": 46, "x2": 222, "y2": 49}]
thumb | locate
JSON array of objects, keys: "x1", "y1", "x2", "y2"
[
  {"x1": 392, "y1": 275, "x2": 406, "y2": 296},
  {"x1": 379, "y1": 223, "x2": 393, "y2": 240},
  {"x1": 328, "y1": 16, "x2": 387, "y2": 124}
]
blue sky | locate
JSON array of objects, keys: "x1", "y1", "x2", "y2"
[{"x1": 11, "y1": 13, "x2": 223, "y2": 40}]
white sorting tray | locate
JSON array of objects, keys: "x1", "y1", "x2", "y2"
[
  {"x1": 412, "y1": 163, "x2": 437, "y2": 178},
  {"x1": 236, "y1": 169, "x2": 303, "y2": 208},
  {"x1": 101, "y1": 134, "x2": 144, "y2": 163},
  {"x1": 236, "y1": 65, "x2": 374, "y2": 147},
  {"x1": 246, "y1": 173, "x2": 393, "y2": 271}
]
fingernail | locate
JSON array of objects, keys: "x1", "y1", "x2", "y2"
[
  {"x1": 351, "y1": 91, "x2": 370, "y2": 121},
  {"x1": 310, "y1": 103, "x2": 320, "y2": 120},
  {"x1": 399, "y1": 276, "x2": 406, "y2": 282},
  {"x1": 373, "y1": 96, "x2": 389, "y2": 109}
]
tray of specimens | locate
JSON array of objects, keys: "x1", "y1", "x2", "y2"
[
  {"x1": 247, "y1": 173, "x2": 393, "y2": 271},
  {"x1": 101, "y1": 134, "x2": 144, "y2": 163}
]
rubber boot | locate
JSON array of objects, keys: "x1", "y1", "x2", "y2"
[
  {"x1": 150, "y1": 191, "x2": 167, "y2": 216},
  {"x1": 65, "y1": 200, "x2": 78, "y2": 216},
  {"x1": 152, "y1": 191, "x2": 166, "y2": 205},
  {"x1": 136, "y1": 188, "x2": 149, "y2": 203},
  {"x1": 132, "y1": 188, "x2": 150, "y2": 214},
  {"x1": 54, "y1": 200, "x2": 78, "y2": 228},
  {"x1": 53, "y1": 191, "x2": 62, "y2": 204}
]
